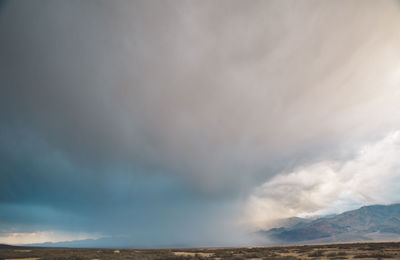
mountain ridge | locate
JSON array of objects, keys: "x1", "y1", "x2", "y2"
[{"x1": 261, "y1": 203, "x2": 400, "y2": 244}]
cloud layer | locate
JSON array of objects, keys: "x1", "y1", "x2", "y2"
[{"x1": 1, "y1": 0, "x2": 400, "y2": 246}]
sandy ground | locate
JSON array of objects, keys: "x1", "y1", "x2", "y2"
[{"x1": 173, "y1": 251, "x2": 215, "y2": 257}]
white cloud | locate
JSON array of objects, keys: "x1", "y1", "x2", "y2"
[
  {"x1": 243, "y1": 131, "x2": 400, "y2": 230},
  {"x1": 0, "y1": 231, "x2": 102, "y2": 245}
]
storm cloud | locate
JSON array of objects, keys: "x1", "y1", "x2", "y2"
[{"x1": 1, "y1": 0, "x2": 400, "y2": 246}]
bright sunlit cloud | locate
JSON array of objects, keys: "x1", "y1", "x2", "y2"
[
  {"x1": 0, "y1": 231, "x2": 102, "y2": 245},
  {"x1": 244, "y1": 131, "x2": 400, "y2": 230}
]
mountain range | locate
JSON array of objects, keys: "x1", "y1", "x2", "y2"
[{"x1": 260, "y1": 203, "x2": 400, "y2": 244}]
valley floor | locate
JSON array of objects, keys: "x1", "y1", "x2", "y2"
[{"x1": 2, "y1": 242, "x2": 400, "y2": 260}]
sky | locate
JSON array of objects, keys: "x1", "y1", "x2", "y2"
[{"x1": 1, "y1": 0, "x2": 400, "y2": 247}]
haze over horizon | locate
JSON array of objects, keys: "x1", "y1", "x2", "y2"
[{"x1": 1, "y1": 0, "x2": 400, "y2": 247}]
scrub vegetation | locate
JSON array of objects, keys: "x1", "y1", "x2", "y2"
[{"x1": 1, "y1": 242, "x2": 400, "y2": 260}]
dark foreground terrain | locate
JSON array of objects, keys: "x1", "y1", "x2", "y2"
[{"x1": 2, "y1": 242, "x2": 400, "y2": 260}]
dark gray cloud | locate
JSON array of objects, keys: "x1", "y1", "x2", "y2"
[{"x1": 1, "y1": 0, "x2": 400, "y2": 246}]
